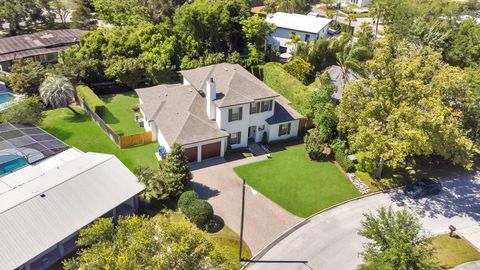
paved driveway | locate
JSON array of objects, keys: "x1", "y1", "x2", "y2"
[
  {"x1": 190, "y1": 157, "x2": 302, "y2": 254},
  {"x1": 246, "y1": 175, "x2": 480, "y2": 270}
]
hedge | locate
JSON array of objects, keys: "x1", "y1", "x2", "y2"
[
  {"x1": 335, "y1": 151, "x2": 355, "y2": 173},
  {"x1": 76, "y1": 85, "x2": 106, "y2": 117}
]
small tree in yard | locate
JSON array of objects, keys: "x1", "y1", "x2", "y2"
[
  {"x1": 358, "y1": 207, "x2": 440, "y2": 270},
  {"x1": 133, "y1": 166, "x2": 165, "y2": 203},
  {"x1": 39, "y1": 74, "x2": 76, "y2": 111},
  {"x1": 160, "y1": 143, "x2": 192, "y2": 197},
  {"x1": 0, "y1": 96, "x2": 45, "y2": 125},
  {"x1": 9, "y1": 60, "x2": 46, "y2": 96},
  {"x1": 283, "y1": 57, "x2": 313, "y2": 84},
  {"x1": 304, "y1": 128, "x2": 327, "y2": 160},
  {"x1": 178, "y1": 190, "x2": 199, "y2": 210}
]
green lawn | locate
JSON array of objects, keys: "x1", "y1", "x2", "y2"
[
  {"x1": 234, "y1": 145, "x2": 360, "y2": 217},
  {"x1": 432, "y1": 234, "x2": 480, "y2": 269},
  {"x1": 100, "y1": 91, "x2": 144, "y2": 136},
  {"x1": 41, "y1": 106, "x2": 158, "y2": 170}
]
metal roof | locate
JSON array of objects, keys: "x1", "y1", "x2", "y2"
[
  {"x1": 266, "y1": 12, "x2": 332, "y2": 34},
  {"x1": 0, "y1": 152, "x2": 144, "y2": 270},
  {"x1": 0, "y1": 29, "x2": 86, "y2": 62}
]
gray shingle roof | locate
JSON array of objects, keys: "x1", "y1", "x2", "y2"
[
  {"x1": 266, "y1": 97, "x2": 304, "y2": 125},
  {"x1": 0, "y1": 29, "x2": 86, "y2": 63},
  {"x1": 328, "y1": 65, "x2": 358, "y2": 100},
  {"x1": 136, "y1": 84, "x2": 228, "y2": 146},
  {"x1": 180, "y1": 63, "x2": 279, "y2": 107},
  {"x1": 0, "y1": 152, "x2": 144, "y2": 270}
]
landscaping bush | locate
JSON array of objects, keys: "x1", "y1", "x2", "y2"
[
  {"x1": 178, "y1": 190, "x2": 213, "y2": 229},
  {"x1": 182, "y1": 199, "x2": 214, "y2": 229},
  {"x1": 331, "y1": 138, "x2": 349, "y2": 155},
  {"x1": 282, "y1": 57, "x2": 313, "y2": 84},
  {"x1": 304, "y1": 128, "x2": 327, "y2": 160},
  {"x1": 1, "y1": 96, "x2": 45, "y2": 125},
  {"x1": 76, "y1": 85, "x2": 106, "y2": 117},
  {"x1": 357, "y1": 157, "x2": 377, "y2": 175},
  {"x1": 131, "y1": 104, "x2": 140, "y2": 112},
  {"x1": 335, "y1": 151, "x2": 355, "y2": 172},
  {"x1": 178, "y1": 190, "x2": 199, "y2": 210}
]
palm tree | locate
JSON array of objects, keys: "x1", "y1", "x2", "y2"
[
  {"x1": 39, "y1": 74, "x2": 76, "y2": 112},
  {"x1": 347, "y1": 13, "x2": 356, "y2": 31},
  {"x1": 133, "y1": 166, "x2": 165, "y2": 204},
  {"x1": 336, "y1": 43, "x2": 370, "y2": 85},
  {"x1": 286, "y1": 33, "x2": 302, "y2": 51}
]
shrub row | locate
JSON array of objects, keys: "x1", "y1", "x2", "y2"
[
  {"x1": 76, "y1": 85, "x2": 106, "y2": 117},
  {"x1": 335, "y1": 151, "x2": 355, "y2": 173}
]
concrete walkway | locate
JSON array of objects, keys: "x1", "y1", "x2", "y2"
[
  {"x1": 452, "y1": 261, "x2": 480, "y2": 270},
  {"x1": 246, "y1": 175, "x2": 480, "y2": 270},
  {"x1": 190, "y1": 157, "x2": 302, "y2": 254}
]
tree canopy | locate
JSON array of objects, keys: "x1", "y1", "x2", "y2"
[
  {"x1": 63, "y1": 215, "x2": 237, "y2": 270},
  {"x1": 337, "y1": 37, "x2": 474, "y2": 178}
]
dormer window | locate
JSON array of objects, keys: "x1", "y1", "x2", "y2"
[
  {"x1": 261, "y1": 100, "x2": 273, "y2": 112},
  {"x1": 228, "y1": 107, "x2": 243, "y2": 122}
]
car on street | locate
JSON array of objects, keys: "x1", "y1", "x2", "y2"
[{"x1": 404, "y1": 178, "x2": 442, "y2": 199}]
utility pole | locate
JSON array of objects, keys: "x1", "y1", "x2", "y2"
[{"x1": 239, "y1": 178, "x2": 246, "y2": 263}]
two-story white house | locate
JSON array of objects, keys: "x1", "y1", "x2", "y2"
[
  {"x1": 266, "y1": 12, "x2": 332, "y2": 54},
  {"x1": 136, "y1": 63, "x2": 304, "y2": 162}
]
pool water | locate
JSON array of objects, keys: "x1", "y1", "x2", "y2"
[
  {"x1": 0, "y1": 155, "x2": 27, "y2": 176},
  {"x1": 0, "y1": 93, "x2": 14, "y2": 110}
]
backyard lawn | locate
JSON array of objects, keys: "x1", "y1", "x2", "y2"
[
  {"x1": 100, "y1": 91, "x2": 144, "y2": 136},
  {"x1": 234, "y1": 145, "x2": 360, "y2": 217},
  {"x1": 41, "y1": 106, "x2": 158, "y2": 170},
  {"x1": 432, "y1": 234, "x2": 480, "y2": 269}
]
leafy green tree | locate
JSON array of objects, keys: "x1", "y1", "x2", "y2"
[
  {"x1": 71, "y1": 0, "x2": 97, "y2": 29},
  {"x1": 445, "y1": 19, "x2": 480, "y2": 68},
  {"x1": 337, "y1": 37, "x2": 474, "y2": 179},
  {"x1": 63, "y1": 215, "x2": 236, "y2": 270},
  {"x1": 243, "y1": 43, "x2": 265, "y2": 68},
  {"x1": 9, "y1": 59, "x2": 46, "y2": 96},
  {"x1": 0, "y1": 96, "x2": 44, "y2": 125},
  {"x1": 182, "y1": 199, "x2": 214, "y2": 229},
  {"x1": 160, "y1": 143, "x2": 192, "y2": 197},
  {"x1": 282, "y1": 57, "x2": 313, "y2": 83},
  {"x1": 358, "y1": 207, "x2": 440, "y2": 270},
  {"x1": 304, "y1": 128, "x2": 327, "y2": 160},
  {"x1": 463, "y1": 67, "x2": 480, "y2": 146},
  {"x1": 173, "y1": 0, "x2": 250, "y2": 58},
  {"x1": 180, "y1": 52, "x2": 225, "y2": 70},
  {"x1": 49, "y1": 0, "x2": 71, "y2": 24},
  {"x1": 93, "y1": 0, "x2": 149, "y2": 26},
  {"x1": 133, "y1": 166, "x2": 165, "y2": 203},
  {"x1": 286, "y1": 33, "x2": 302, "y2": 49},
  {"x1": 226, "y1": 51, "x2": 242, "y2": 64},
  {"x1": 39, "y1": 74, "x2": 75, "y2": 110},
  {"x1": 241, "y1": 14, "x2": 275, "y2": 53},
  {"x1": 294, "y1": 38, "x2": 337, "y2": 71},
  {"x1": 336, "y1": 38, "x2": 371, "y2": 85},
  {"x1": 263, "y1": 0, "x2": 312, "y2": 13},
  {"x1": 306, "y1": 74, "x2": 338, "y2": 142},
  {"x1": 178, "y1": 190, "x2": 199, "y2": 210}
]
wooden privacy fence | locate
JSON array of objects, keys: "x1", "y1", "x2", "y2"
[
  {"x1": 119, "y1": 132, "x2": 152, "y2": 148},
  {"x1": 75, "y1": 94, "x2": 153, "y2": 149}
]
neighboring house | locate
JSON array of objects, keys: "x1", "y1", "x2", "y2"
[
  {"x1": 0, "y1": 123, "x2": 144, "y2": 270},
  {"x1": 328, "y1": 65, "x2": 358, "y2": 100},
  {"x1": 136, "y1": 63, "x2": 304, "y2": 163},
  {"x1": 346, "y1": 0, "x2": 371, "y2": 7},
  {"x1": 265, "y1": 12, "x2": 332, "y2": 53},
  {"x1": 0, "y1": 29, "x2": 86, "y2": 72}
]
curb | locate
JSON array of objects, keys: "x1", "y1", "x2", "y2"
[{"x1": 241, "y1": 189, "x2": 389, "y2": 269}]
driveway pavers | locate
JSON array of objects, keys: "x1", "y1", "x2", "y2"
[{"x1": 190, "y1": 157, "x2": 302, "y2": 254}]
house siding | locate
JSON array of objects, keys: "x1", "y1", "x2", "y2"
[
  {"x1": 268, "y1": 120, "x2": 300, "y2": 142},
  {"x1": 268, "y1": 26, "x2": 329, "y2": 53}
]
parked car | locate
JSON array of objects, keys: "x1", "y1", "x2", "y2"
[{"x1": 404, "y1": 178, "x2": 442, "y2": 199}]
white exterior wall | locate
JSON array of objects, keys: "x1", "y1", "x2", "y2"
[
  {"x1": 268, "y1": 26, "x2": 329, "y2": 53},
  {"x1": 268, "y1": 120, "x2": 300, "y2": 142},
  {"x1": 156, "y1": 127, "x2": 171, "y2": 152},
  {"x1": 217, "y1": 103, "x2": 250, "y2": 149},
  {"x1": 247, "y1": 99, "x2": 275, "y2": 142}
]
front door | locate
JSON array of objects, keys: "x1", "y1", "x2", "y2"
[{"x1": 248, "y1": 126, "x2": 256, "y2": 140}]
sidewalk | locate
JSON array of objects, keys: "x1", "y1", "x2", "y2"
[{"x1": 459, "y1": 225, "x2": 480, "y2": 252}]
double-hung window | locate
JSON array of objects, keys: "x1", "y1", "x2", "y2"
[
  {"x1": 250, "y1": 102, "x2": 260, "y2": 114},
  {"x1": 230, "y1": 132, "x2": 241, "y2": 145},
  {"x1": 228, "y1": 107, "x2": 242, "y2": 122},
  {"x1": 261, "y1": 100, "x2": 273, "y2": 112},
  {"x1": 278, "y1": 123, "x2": 291, "y2": 136}
]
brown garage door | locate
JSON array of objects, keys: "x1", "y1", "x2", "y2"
[
  {"x1": 184, "y1": 146, "x2": 198, "y2": 162},
  {"x1": 201, "y1": 142, "x2": 221, "y2": 160}
]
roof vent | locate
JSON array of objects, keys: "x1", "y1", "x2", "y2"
[
  {"x1": 164, "y1": 93, "x2": 168, "y2": 96},
  {"x1": 40, "y1": 194, "x2": 46, "y2": 198}
]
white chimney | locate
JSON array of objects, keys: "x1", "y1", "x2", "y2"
[{"x1": 206, "y1": 77, "x2": 216, "y2": 120}]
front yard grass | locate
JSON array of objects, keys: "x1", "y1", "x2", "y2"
[
  {"x1": 41, "y1": 106, "x2": 158, "y2": 170},
  {"x1": 234, "y1": 145, "x2": 360, "y2": 217},
  {"x1": 432, "y1": 234, "x2": 480, "y2": 269},
  {"x1": 100, "y1": 91, "x2": 144, "y2": 136}
]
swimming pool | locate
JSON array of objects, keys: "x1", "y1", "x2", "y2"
[
  {"x1": 0, "y1": 154, "x2": 27, "y2": 176},
  {"x1": 0, "y1": 92, "x2": 14, "y2": 110}
]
